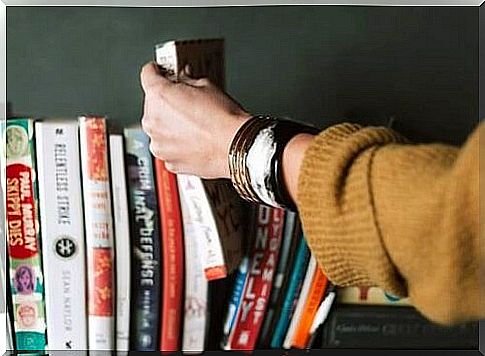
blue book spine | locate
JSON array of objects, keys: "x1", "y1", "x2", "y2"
[
  {"x1": 221, "y1": 256, "x2": 249, "y2": 347},
  {"x1": 124, "y1": 127, "x2": 162, "y2": 351},
  {"x1": 270, "y1": 234, "x2": 310, "y2": 349}
]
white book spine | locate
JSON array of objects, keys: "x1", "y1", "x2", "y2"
[
  {"x1": 177, "y1": 174, "x2": 209, "y2": 353},
  {"x1": 79, "y1": 117, "x2": 115, "y2": 351},
  {"x1": 282, "y1": 254, "x2": 317, "y2": 349},
  {"x1": 175, "y1": 174, "x2": 226, "y2": 280},
  {"x1": 35, "y1": 121, "x2": 88, "y2": 350},
  {"x1": 6, "y1": 306, "x2": 13, "y2": 351},
  {"x1": 108, "y1": 135, "x2": 131, "y2": 352}
]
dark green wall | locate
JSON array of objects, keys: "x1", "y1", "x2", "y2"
[{"x1": 7, "y1": 6, "x2": 479, "y2": 144}]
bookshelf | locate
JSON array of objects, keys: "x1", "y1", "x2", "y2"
[{"x1": 5, "y1": 4, "x2": 481, "y2": 353}]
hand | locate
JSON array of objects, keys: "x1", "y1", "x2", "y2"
[{"x1": 140, "y1": 61, "x2": 251, "y2": 179}]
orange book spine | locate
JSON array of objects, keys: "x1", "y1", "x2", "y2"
[
  {"x1": 155, "y1": 159, "x2": 184, "y2": 351},
  {"x1": 292, "y1": 267, "x2": 328, "y2": 349}
]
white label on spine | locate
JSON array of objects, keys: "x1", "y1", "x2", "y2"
[
  {"x1": 155, "y1": 41, "x2": 178, "y2": 80},
  {"x1": 35, "y1": 120, "x2": 88, "y2": 350},
  {"x1": 109, "y1": 135, "x2": 131, "y2": 352}
]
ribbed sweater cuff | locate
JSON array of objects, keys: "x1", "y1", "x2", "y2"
[{"x1": 297, "y1": 123, "x2": 407, "y2": 297}]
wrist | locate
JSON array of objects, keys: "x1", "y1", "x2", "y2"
[
  {"x1": 221, "y1": 112, "x2": 252, "y2": 179},
  {"x1": 282, "y1": 133, "x2": 315, "y2": 205}
]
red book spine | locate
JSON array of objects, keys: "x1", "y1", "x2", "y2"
[
  {"x1": 155, "y1": 159, "x2": 184, "y2": 351},
  {"x1": 79, "y1": 116, "x2": 115, "y2": 351},
  {"x1": 229, "y1": 206, "x2": 285, "y2": 351}
]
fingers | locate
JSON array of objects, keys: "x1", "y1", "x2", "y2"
[
  {"x1": 141, "y1": 115, "x2": 153, "y2": 136},
  {"x1": 149, "y1": 145, "x2": 182, "y2": 174},
  {"x1": 164, "y1": 162, "x2": 179, "y2": 174},
  {"x1": 140, "y1": 61, "x2": 173, "y2": 93},
  {"x1": 149, "y1": 141, "x2": 163, "y2": 159},
  {"x1": 148, "y1": 140, "x2": 187, "y2": 174}
]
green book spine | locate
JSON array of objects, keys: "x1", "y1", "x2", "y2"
[{"x1": 2, "y1": 118, "x2": 47, "y2": 351}]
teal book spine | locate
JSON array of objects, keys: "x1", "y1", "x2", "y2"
[{"x1": 270, "y1": 234, "x2": 310, "y2": 349}]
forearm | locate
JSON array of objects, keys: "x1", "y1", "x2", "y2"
[
  {"x1": 371, "y1": 131, "x2": 480, "y2": 324},
  {"x1": 296, "y1": 122, "x2": 482, "y2": 325}
]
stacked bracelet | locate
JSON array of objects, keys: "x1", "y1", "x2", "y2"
[{"x1": 228, "y1": 115, "x2": 319, "y2": 211}]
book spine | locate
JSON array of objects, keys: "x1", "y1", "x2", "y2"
[
  {"x1": 124, "y1": 127, "x2": 161, "y2": 351},
  {"x1": 292, "y1": 266, "x2": 328, "y2": 349},
  {"x1": 257, "y1": 211, "x2": 297, "y2": 347},
  {"x1": 283, "y1": 254, "x2": 317, "y2": 349},
  {"x1": 228, "y1": 206, "x2": 285, "y2": 351},
  {"x1": 1, "y1": 253, "x2": 14, "y2": 351},
  {"x1": 177, "y1": 175, "x2": 209, "y2": 353},
  {"x1": 2, "y1": 118, "x2": 47, "y2": 351},
  {"x1": 79, "y1": 116, "x2": 115, "y2": 351},
  {"x1": 320, "y1": 305, "x2": 479, "y2": 349},
  {"x1": 306, "y1": 284, "x2": 336, "y2": 348},
  {"x1": 176, "y1": 175, "x2": 227, "y2": 281},
  {"x1": 201, "y1": 180, "x2": 246, "y2": 279},
  {"x1": 155, "y1": 159, "x2": 184, "y2": 351},
  {"x1": 5, "y1": 260, "x2": 16, "y2": 351},
  {"x1": 270, "y1": 235, "x2": 310, "y2": 349},
  {"x1": 6, "y1": 302, "x2": 14, "y2": 351},
  {"x1": 221, "y1": 256, "x2": 249, "y2": 349},
  {"x1": 108, "y1": 134, "x2": 131, "y2": 352},
  {"x1": 205, "y1": 273, "x2": 236, "y2": 351},
  {"x1": 0, "y1": 165, "x2": 13, "y2": 352},
  {"x1": 36, "y1": 120, "x2": 88, "y2": 350}
]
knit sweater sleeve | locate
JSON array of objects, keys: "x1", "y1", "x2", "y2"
[{"x1": 297, "y1": 122, "x2": 482, "y2": 325}]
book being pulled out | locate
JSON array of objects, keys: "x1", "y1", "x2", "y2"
[{"x1": 154, "y1": 38, "x2": 248, "y2": 281}]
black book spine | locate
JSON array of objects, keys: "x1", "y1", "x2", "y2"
[
  {"x1": 320, "y1": 305, "x2": 479, "y2": 349},
  {"x1": 206, "y1": 272, "x2": 238, "y2": 350},
  {"x1": 124, "y1": 128, "x2": 162, "y2": 351}
]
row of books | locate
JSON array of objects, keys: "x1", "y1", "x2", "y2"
[
  {"x1": 3, "y1": 116, "x2": 479, "y2": 353},
  {"x1": 1, "y1": 115, "x2": 336, "y2": 352}
]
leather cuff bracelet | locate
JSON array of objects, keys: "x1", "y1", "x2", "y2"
[{"x1": 228, "y1": 115, "x2": 319, "y2": 211}]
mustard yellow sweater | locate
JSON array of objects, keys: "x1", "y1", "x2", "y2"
[{"x1": 297, "y1": 122, "x2": 483, "y2": 325}]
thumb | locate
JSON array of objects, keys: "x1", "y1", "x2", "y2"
[
  {"x1": 179, "y1": 65, "x2": 212, "y2": 87},
  {"x1": 140, "y1": 61, "x2": 173, "y2": 93},
  {"x1": 180, "y1": 73, "x2": 211, "y2": 88}
]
